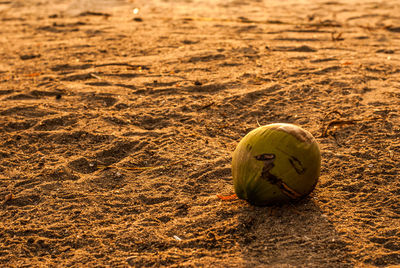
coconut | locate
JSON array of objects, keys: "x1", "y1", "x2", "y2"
[{"x1": 232, "y1": 123, "x2": 321, "y2": 206}]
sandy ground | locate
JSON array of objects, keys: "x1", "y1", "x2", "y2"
[{"x1": 0, "y1": 0, "x2": 399, "y2": 267}]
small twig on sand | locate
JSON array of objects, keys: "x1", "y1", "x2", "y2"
[
  {"x1": 323, "y1": 110, "x2": 342, "y2": 120},
  {"x1": 321, "y1": 120, "x2": 358, "y2": 137},
  {"x1": 197, "y1": 102, "x2": 215, "y2": 111},
  {"x1": 216, "y1": 193, "x2": 238, "y2": 201}
]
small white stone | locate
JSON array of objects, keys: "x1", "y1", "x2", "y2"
[{"x1": 173, "y1": 235, "x2": 182, "y2": 241}]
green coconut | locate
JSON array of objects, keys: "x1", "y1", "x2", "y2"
[{"x1": 232, "y1": 123, "x2": 321, "y2": 206}]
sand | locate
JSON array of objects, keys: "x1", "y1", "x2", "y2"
[{"x1": 0, "y1": 0, "x2": 399, "y2": 266}]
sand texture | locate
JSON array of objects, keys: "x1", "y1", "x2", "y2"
[{"x1": 0, "y1": 0, "x2": 399, "y2": 266}]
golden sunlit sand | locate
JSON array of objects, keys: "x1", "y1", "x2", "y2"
[{"x1": 0, "y1": 0, "x2": 399, "y2": 266}]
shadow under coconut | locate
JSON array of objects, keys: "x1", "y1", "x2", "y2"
[{"x1": 235, "y1": 199, "x2": 352, "y2": 267}]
